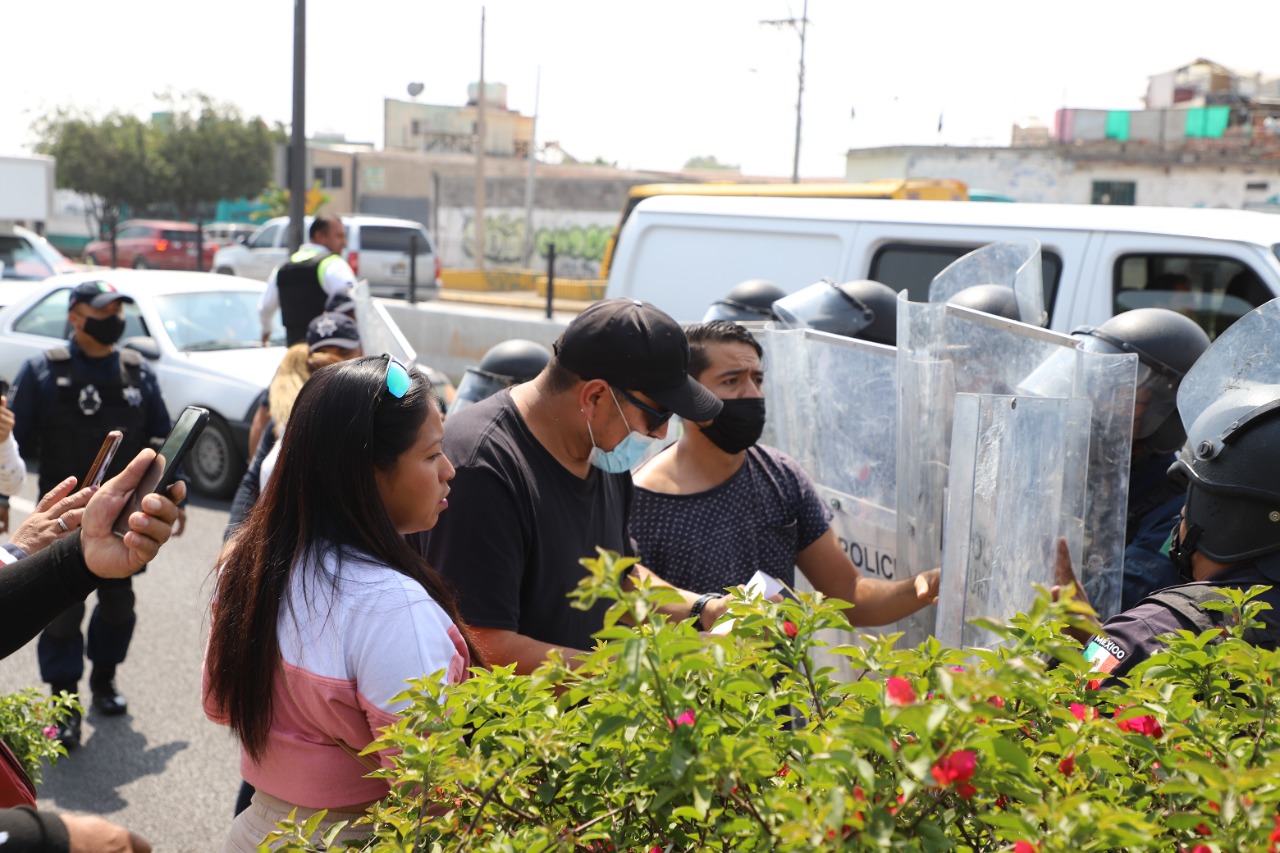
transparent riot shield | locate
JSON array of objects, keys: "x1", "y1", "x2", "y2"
[
  {"x1": 927, "y1": 239, "x2": 1046, "y2": 328},
  {"x1": 758, "y1": 328, "x2": 916, "y2": 670},
  {"x1": 352, "y1": 280, "x2": 418, "y2": 366},
  {"x1": 1177, "y1": 299, "x2": 1280, "y2": 446},
  {"x1": 935, "y1": 393, "x2": 1091, "y2": 649}
]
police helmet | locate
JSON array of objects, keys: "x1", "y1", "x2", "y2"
[
  {"x1": 946, "y1": 284, "x2": 1023, "y2": 323},
  {"x1": 1170, "y1": 401, "x2": 1280, "y2": 569},
  {"x1": 773, "y1": 279, "x2": 898, "y2": 345},
  {"x1": 703, "y1": 279, "x2": 787, "y2": 322},
  {"x1": 1073, "y1": 309, "x2": 1210, "y2": 454},
  {"x1": 451, "y1": 339, "x2": 551, "y2": 415}
]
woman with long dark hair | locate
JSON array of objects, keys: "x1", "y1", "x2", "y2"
[{"x1": 204, "y1": 356, "x2": 480, "y2": 851}]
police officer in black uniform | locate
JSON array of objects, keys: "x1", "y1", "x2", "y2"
[
  {"x1": 8, "y1": 280, "x2": 173, "y2": 747},
  {"x1": 1057, "y1": 300, "x2": 1280, "y2": 683}
]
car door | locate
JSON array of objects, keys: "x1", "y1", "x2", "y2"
[
  {"x1": 241, "y1": 223, "x2": 287, "y2": 281},
  {"x1": 114, "y1": 225, "x2": 146, "y2": 268}
]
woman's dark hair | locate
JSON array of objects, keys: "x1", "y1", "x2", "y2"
[
  {"x1": 684, "y1": 320, "x2": 764, "y2": 379},
  {"x1": 205, "y1": 356, "x2": 481, "y2": 761}
]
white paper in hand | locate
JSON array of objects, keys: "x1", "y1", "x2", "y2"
[{"x1": 747, "y1": 570, "x2": 785, "y2": 600}]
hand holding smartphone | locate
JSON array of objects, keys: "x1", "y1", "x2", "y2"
[{"x1": 111, "y1": 407, "x2": 209, "y2": 538}]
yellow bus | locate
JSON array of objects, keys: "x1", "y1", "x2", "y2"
[{"x1": 600, "y1": 178, "x2": 969, "y2": 278}]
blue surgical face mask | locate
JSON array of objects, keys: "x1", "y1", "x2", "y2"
[{"x1": 587, "y1": 388, "x2": 658, "y2": 473}]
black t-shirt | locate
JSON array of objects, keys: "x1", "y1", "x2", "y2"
[{"x1": 422, "y1": 390, "x2": 634, "y2": 651}]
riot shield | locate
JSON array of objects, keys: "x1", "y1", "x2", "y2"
[
  {"x1": 926, "y1": 239, "x2": 1046, "y2": 328},
  {"x1": 935, "y1": 393, "x2": 1091, "y2": 649},
  {"x1": 1177, "y1": 298, "x2": 1280, "y2": 446},
  {"x1": 352, "y1": 280, "x2": 418, "y2": 366}
]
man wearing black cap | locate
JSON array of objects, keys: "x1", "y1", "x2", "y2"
[
  {"x1": 7, "y1": 280, "x2": 174, "y2": 747},
  {"x1": 422, "y1": 298, "x2": 727, "y2": 673}
]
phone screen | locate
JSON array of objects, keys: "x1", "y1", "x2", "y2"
[{"x1": 111, "y1": 407, "x2": 209, "y2": 537}]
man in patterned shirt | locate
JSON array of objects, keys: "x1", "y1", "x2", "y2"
[{"x1": 631, "y1": 320, "x2": 939, "y2": 625}]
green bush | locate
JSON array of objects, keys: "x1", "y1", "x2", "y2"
[
  {"x1": 267, "y1": 552, "x2": 1280, "y2": 852},
  {"x1": 0, "y1": 688, "x2": 80, "y2": 784}
]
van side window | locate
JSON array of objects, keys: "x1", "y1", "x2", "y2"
[
  {"x1": 1113, "y1": 254, "x2": 1271, "y2": 339},
  {"x1": 869, "y1": 244, "x2": 1062, "y2": 319}
]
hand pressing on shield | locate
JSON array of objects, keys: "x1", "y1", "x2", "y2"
[{"x1": 1050, "y1": 537, "x2": 1104, "y2": 644}]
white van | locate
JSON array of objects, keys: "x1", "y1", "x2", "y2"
[{"x1": 605, "y1": 196, "x2": 1280, "y2": 337}]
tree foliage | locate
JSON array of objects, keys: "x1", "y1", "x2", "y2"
[
  {"x1": 683, "y1": 154, "x2": 740, "y2": 171},
  {"x1": 265, "y1": 553, "x2": 1280, "y2": 852}
]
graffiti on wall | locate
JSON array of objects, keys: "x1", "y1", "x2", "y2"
[{"x1": 458, "y1": 213, "x2": 613, "y2": 277}]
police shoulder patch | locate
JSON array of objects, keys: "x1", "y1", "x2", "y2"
[{"x1": 1083, "y1": 634, "x2": 1127, "y2": 674}]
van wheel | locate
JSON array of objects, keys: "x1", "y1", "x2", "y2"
[
  {"x1": 215, "y1": 266, "x2": 235, "y2": 275},
  {"x1": 188, "y1": 414, "x2": 243, "y2": 498}
]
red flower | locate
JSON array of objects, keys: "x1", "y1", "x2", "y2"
[
  {"x1": 956, "y1": 782, "x2": 976, "y2": 799},
  {"x1": 1058, "y1": 754, "x2": 1075, "y2": 776},
  {"x1": 1114, "y1": 709, "x2": 1164, "y2": 739},
  {"x1": 782, "y1": 620, "x2": 798, "y2": 639},
  {"x1": 1195, "y1": 823, "x2": 1211, "y2": 836},
  {"x1": 853, "y1": 785, "x2": 866, "y2": 801},
  {"x1": 886, "y1": 676, "x2": 917, "y2": 706},
  {"x1": 1191, "y1": 846, "x2": 1211, "y2": 853},
  {"x1": 1013, "y1": 842, "x2": 1037, "y2": 853},
  {"x1": 930, "y1": 750, "x2": 977, "y2": 787},
  {"x1": 1069, "y1": 702, "x2": 1089, "y2": 721},
  {"x1": 776, "y1": 762, "x2": 790, "y2": 778},
  {"x1": 1086, "y1": 678, "x2": 1102, "y2": 691},
  {"x1": 666, "y1": 709, "x2": 695, "y2": 730},
  {"x1": 987, "y1": 695, "x2": 1005, "y2": 708}
]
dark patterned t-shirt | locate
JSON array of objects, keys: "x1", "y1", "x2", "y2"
[{"x1": 631, "y1": 444, "x2": 832, "y2": 593}]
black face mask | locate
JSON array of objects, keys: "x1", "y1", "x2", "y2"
[
  {"x1": 699, "y1": 397, "x2": 767, "y2": 455},
  {"x1": 82, "y1": 314, "x2": 126, "y2": 346}
]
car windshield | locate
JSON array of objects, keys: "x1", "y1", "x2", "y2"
[
  {"x1": 152, "y1": 291, "x2": 285, "y2": 351},
  {"x1": 0, "y1": 235, "x2": 56, "y2": 280}
]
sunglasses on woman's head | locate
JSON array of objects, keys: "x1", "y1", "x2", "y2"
[{"x1": 381, "y1": 354, "x2": 412, "y2": 399}]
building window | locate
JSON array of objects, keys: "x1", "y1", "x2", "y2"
[
  {"x1": 314, "y1": 166, "x2": 343, "y2": 189},
  {"x1": 411, "y1": 119, "x2": 423, "y2": 136},
  {"x1": 1091, "y1": 180, "x2": 1135, "y2": 206},
  {"x1": 1246, "y1": 181, "x2": 1269, "y2": 192}
]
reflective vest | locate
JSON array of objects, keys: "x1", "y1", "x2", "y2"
[{"x1": 277, "y1": 247, "x2": 335, "y2": 345}]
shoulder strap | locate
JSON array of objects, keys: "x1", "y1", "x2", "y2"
[
  {"x1": 44, "y1": 346, "x2": 71, "y2": 363},
  {"x1": 1145, "y1": 584, "x2": 1280, "y2": 649},
  {"x1": 118, "y1": 348, "x2": 144, "y2": 386}
]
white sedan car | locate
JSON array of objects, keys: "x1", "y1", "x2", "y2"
[{"x1": 0, "y1": 270, "x2": 286, "y2": 498}]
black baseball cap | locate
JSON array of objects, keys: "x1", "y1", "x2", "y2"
[
  {"x1": 69, "y1": 281, "x2": 134, "y2": 309},
  {"x1": 554, "y1": 298, "x2": 723, "y2": 422},
  {"x1": 306, "y1": 312, "x2": 361, "y2": 352}
]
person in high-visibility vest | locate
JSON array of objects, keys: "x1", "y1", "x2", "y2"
[{"x1": 258, "y1": 216, "x2": 356, "y2": 346}]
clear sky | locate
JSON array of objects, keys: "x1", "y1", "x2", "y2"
[{"x1": 4, "y1": 0, "x2": 1277, "y2": 178}]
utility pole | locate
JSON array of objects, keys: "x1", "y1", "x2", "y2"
[
  {"x1": 762, "y1": 0, "x2": 809, "y2": 184},
  {"x1": 288, "y1": 0, "x2": 307, "y2": 252},
  {"x1": 474, "y1": 6, "x2": 487, "y2": 274},
  {"x1": 522, "y1": 66, "x2": 541, "y2": 269}
]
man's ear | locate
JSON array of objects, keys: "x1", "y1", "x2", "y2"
[{"x1": 578, "y1": 379, "x2": 610, "y2": 417}]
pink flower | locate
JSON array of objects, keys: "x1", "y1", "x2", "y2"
[
  {"x1": 1115, "y1": 709, "x2": 1164, "y2": 739},
  {"x1": 1191, "y1": 846, "x2": 1212, "y2": 853},
  {"x1": 666, "y1": 709, "x2": 695, "y2": 730},
  {"x1": 987, "y1": 695, "x2": 1005, "y2": 709},
  {"x1": 1069, "y1": 702, "x2": 1089, "y2": 721},
  {"x1": 930, "y1": 750, "x2": 976, "y2": 787},
  {"x1": 1013, "y1": 843, "x2": 1037, "y2": 853},
  {"x1": 782, "y1": 620, "x2": 798, "y2": 639},
  {"x1": 42, "y1": 725, "x2": 58, "y2": 739},
  {"x1": 886, "y1": 676, "x2": 917, "y2": 706},
  {"x1": 949, "y1": 665, "x2": 966, "y2": 673}
]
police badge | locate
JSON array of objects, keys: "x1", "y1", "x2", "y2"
[
  {"x1": 123, "y1": 386, "x2": 143, "y2": 408},
  {"x1": 79, "y1": 384, "x2": 103, "y2": 416}
]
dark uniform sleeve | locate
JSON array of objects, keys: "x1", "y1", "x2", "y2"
[
  {"x1": 0, "y1": 533, "x2": 101, "y2": 660},
  {"x1": 424, "y1": 465, "x2": 527, "y2": 634},
  {"x1": 1085, "y1": 600, "x2": 1201, "y2": 683},
  {"x1": 0, "y1": 806, "x2": 71, "y2": 852},
  {"x1": 7, "y1": 358, "x2": 45, "y2": 470},
  {"x1": 139, "y1": 364, "x2": 172, "y2": 444}
]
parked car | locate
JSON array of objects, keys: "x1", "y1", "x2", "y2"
[
  {"x1": 212, "y1": 215, "x2": 442, "y2": 299},
  {"x1": 0, "y1": 225, "x2": 77, "y2": 282},
  {"x1": 203, "y1": 222, "x2": 259, "y2": 247},
  {"x1": 83, "y1": 219, "x2": 219, "y2": 271},
  {"x1": 0, "y1": 270, "x2": 287, "y2": 497}
]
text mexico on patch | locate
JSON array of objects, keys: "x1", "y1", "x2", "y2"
[{"x1": 1083, "y1": 634, "x2": 1127, "y2": 674}]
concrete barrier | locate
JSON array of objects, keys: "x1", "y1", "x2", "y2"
[{"x1": 382, "y1": 298, "x2": 574, "y2": 381}]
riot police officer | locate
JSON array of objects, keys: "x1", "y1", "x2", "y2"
[
  {"x1": 449, "y1": 339, "x2": 552, "y2": 417},
  {"x1": 1070, "y1": 309, "x2": 1211, "y2": 609},
  {"x1": 703, "y1": 279, "x2": 788, "y2": 322},
  {"x1": 1058, "y1": 299, "x2": 1280, "y2": 682},
  {"x1": 8, "y1": 280, "x2": 174, "y2": 747},
  {"x1": 773, "y1": 279, "x2": 899, "y2": 345}
]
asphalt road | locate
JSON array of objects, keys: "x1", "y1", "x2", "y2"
[{"x1": 0, "y1": 476, "x2": 243, "y2": 851}]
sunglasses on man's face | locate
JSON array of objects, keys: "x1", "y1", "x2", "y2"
[
  {"x1": 614, "y1": 387, "x2": 673, "y2": 434},
  {"x1": 382, "y1": 354, "x2": 412, "y2": 399}
]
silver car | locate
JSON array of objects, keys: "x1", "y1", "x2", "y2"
[
  {"x1": 211, "y1": 214, "x2": 442, "y2": 299},
  {"x1": 0, "y1": 270, "x2": 287, "y2": 498}
]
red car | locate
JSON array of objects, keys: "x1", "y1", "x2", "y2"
[{"x1": 84, "y1": 220, "x2": 218, "y2": 271}]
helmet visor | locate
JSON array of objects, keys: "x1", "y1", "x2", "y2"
[
  {"x1": 451, "y1": 367, "x2": 514, "y2": 415},
  {"x1": 1075, "y1": 329, "x2": 1178, "y2": 439},
  {"x1": 703, "y1": 299, "x2": 774, "y2": 322},
  {"x1": 772, "y1": 280, "x2": 874, "y2": 337}
]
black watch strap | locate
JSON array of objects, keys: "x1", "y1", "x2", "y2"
[{"x1": 688, "y1": 592, "x2": 719, "y2": 628}]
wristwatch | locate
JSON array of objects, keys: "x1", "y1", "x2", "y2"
[{"x1": 688, "y1": 592, "x2": 720, "y2": 629}]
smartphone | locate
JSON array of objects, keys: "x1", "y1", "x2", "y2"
[
  {"x1": 0, "y1": 380, "x2": 9, "y2": 400},
  {"x1": 84, "y1": 431, "x2": 124, "y2": 489},
  {"x1": 111, "y1": 407, "x2": 209, "y2": 537}
]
